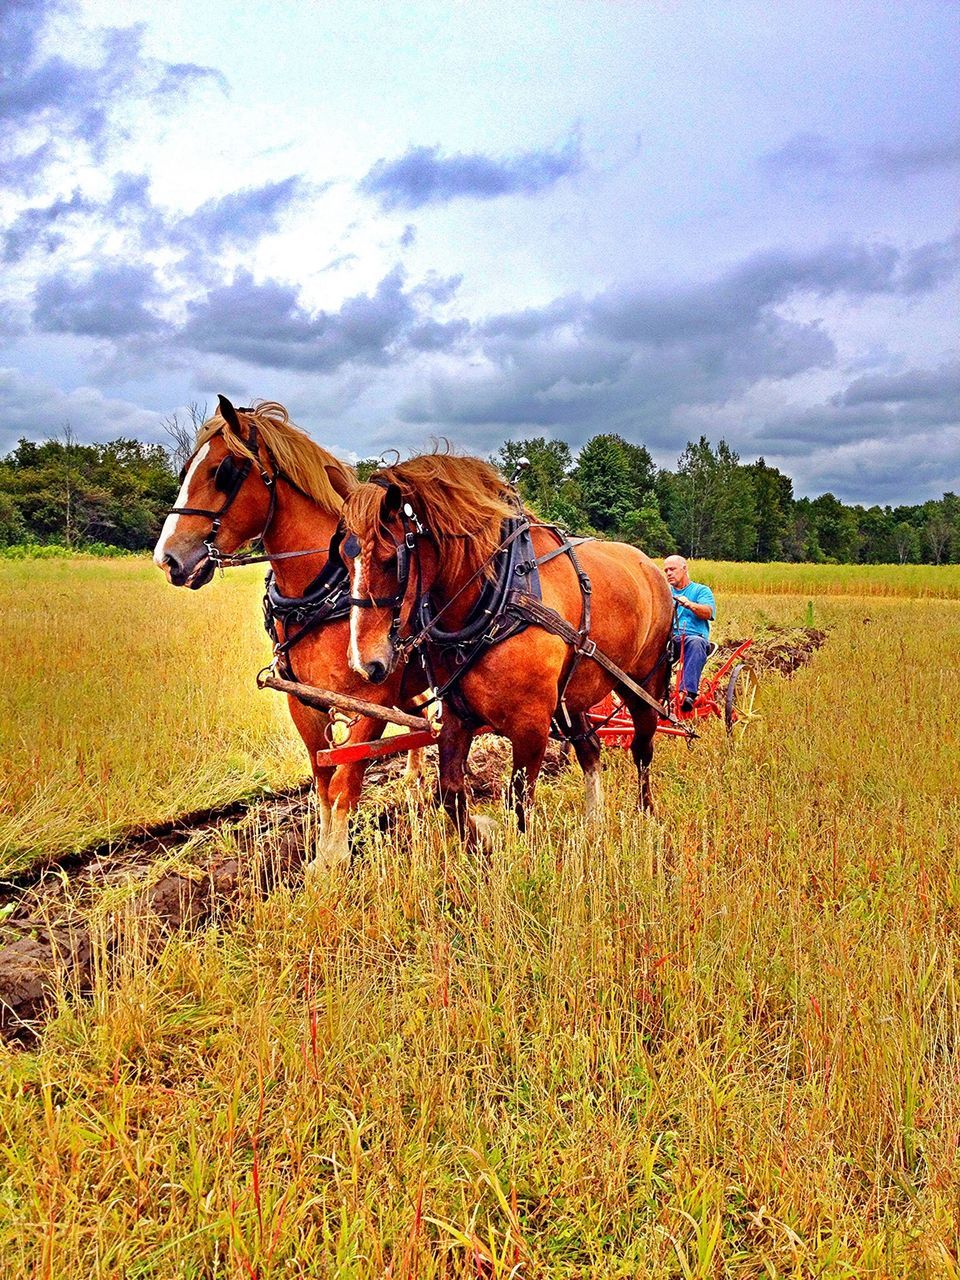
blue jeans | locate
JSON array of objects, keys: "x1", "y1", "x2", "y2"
[{"x1": 676, "y1": 634, "x2": 709, "y2": 695}]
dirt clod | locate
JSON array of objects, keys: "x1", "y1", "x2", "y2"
[{"x1": 715, "y1": 625, "x2": 827, "y2": 679}]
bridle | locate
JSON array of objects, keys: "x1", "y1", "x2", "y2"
[
  {"x1": 168, "y1": 407, "x2": 278, "y2": 564},
  {"x1": 341, "y1": 478, "x2": 428, "y2": 649}
]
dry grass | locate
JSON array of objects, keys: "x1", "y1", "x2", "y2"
[
  {"x1": 698, "y1": 560, "x2": 960, "y2": 600},
  {"x1": 0, "y1": 561, "x2": 958, "y2": 1275},
  {"x1": 0, "y1": 558, "x2": 304, "y2": 871}
]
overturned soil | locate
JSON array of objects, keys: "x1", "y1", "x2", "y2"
[
  {"x1": 0, "y1": 627, "x2": 825, "y2": 1042},
  {"x1": 714, "y1": 625, "x2": 828, "y2": 678}
]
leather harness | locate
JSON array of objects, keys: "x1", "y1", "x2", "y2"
[{"x1": 354, "y1": 481, "x2": 679, "y2": 732}]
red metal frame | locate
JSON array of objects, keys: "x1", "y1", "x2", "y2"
[
  {"x1": 586, "y1": 637, "x2": 753, "y2": 744},
  {"x1": 312, "y1": 639, "x2": 754, "y2": 768},
  {"x1": 315, "y1": 728, "x2": 437, "y2": 768}
]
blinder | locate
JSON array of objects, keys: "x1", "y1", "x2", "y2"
[
  {"x1": 340, "y1": 482, "x2": 428, "y2": 634},
  {"x1": 214, "y1": 454, "x2": 247, "y2": 494}
]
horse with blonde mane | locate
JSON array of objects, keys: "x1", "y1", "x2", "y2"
[
  {"x1": 153, "y1": 396, "x2": 424, "y2": 869},
  {"x1": 341, "y1": 452, "x2": 674, "y2": 847}
]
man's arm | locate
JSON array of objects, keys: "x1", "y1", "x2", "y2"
[{"x1": 676, "y1": 592, "x2": 714, "y2": 621}]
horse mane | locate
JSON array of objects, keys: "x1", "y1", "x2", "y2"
[
  {"x1": 195, "y1": 400, "x2": 356, "y2": 513},
  {"x1": 344, "y1": 450, "x2": 518, "y2": 583}
]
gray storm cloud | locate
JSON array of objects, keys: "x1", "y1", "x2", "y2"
[{"x1": 358, "y1": 136, "x2": 583, "y2": 210}]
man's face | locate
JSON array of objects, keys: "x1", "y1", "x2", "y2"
[{"x1": 664, "y1": 558, "x2": 690, "y2": 589}]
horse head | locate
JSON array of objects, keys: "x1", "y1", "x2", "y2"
[
  {"x1": 153, "y1": 396, "x2": 274, "y2": 588},
  {"x1": 340, "y1": 479, "x2": 427, "y2": 683},
  {"x1": 153, "y1": 395, "x2": 355, "y2": 589},
  {"x1": 341, "y1": 452, "x2": 517, "y2": 683}
]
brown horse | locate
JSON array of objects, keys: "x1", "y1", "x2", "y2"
[
  {"x1": 340, "y1": 453, "x2": 674, "y2": 847},
  {"x1": 153, "y1": 396, "x2": 423, "y2": 869}
]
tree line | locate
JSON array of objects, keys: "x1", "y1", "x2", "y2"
[
  {"x1": 1, "y1": 427, "x2": 957, "y2": 565},
  {"x1": 489, "y1": 434, "x2": 959, "y2": 565}
]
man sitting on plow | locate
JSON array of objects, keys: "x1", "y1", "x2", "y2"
[{"x1": 664, "y1": 555, "x2": 716, "y2": 712}]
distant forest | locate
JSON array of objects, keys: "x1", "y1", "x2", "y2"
[{"x1": 1, "y1": 427, "x2": 958, "y2": 565}]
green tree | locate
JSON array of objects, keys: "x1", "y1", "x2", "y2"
[
  {"x1": 0, "y1": 491, "x2": 26, "y2": 545},
  {"x1": 572, "y1": 433, "x2": 661, "y2": 538},
  {"x1": 0, "y1": 436, "x2": 178, "y2": 549},
  {"x1": 572, "y1": 434, "x2": 635, "y2": 532},
  {"x1": 781, "y1": 498, "x2": 822, "y2": 562},
  {"x1": 497, "y1": 437, "x2": 581, "y2": 525},
  {"x1": 746, "y1": 458, "x2": 793, "y2": 560},
  {"x1": 621, "y1": 501, "x2": 675, "y2": 555},
  {"x1": 810, "y1": 493, "x2": 859, "y2": 562},
  {"x1": 855, "y1": 506, "x2": 894, "y2": 563},
  {"x1": 669, "y1": 437, "x2": 757, "y2": 559},
  {"x1": 922, "y1": 494, "x2": 959, "y2": 564},
  {"x1": 892, "y1": 520, "x2": 921, "y2": 564}
]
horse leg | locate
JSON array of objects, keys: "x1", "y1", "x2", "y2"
[
  {"x1": 402, "y1": 747, "x2": 426, "y2": 786},
  {"x1": 568, "y1": 714, "x2": 604, "y2": 823},
  {"x1": 312, "y1": 759, "x2": 367, "y2": 868},
  {"x1": 438, "y1": 714, "x2": 493, "y2": 851},
  {"x1": 507, "y1": 722, "x2": 550, "y2": 834},
  {"x1": 622, "y1": 695, "x2": 659, "y2": 814},
  {"x1": 286, "y1": 700, "x2": 342, "y2": 868}
]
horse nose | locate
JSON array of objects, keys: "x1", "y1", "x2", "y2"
[
  {"x1": 363, "y1": 659, "x2": 389, "y2": 685},
  {"x1": 162, "y1": 552, "x2": 187, "y2": 585}
]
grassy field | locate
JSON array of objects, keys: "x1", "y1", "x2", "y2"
[
  {"x1": 0, "y1": 558, "x2": 306, "y2": 871},
  {"x1": 1, "y1": 558, "x2": 958, "y2": 1275}
]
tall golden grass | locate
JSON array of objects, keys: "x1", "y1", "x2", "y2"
[
  {"x1": 0, "y1": 558, "x2": 305, "y2": 871},
  {"x1": 698, "y1": 559, "x2": 960, "y2": 599},
  {"x1": 0, "y1": 558, "x2": 958, "y2": 1275}
]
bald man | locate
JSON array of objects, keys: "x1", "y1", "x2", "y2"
[{"x1": 663, "y1": 555, "x2": 716, "y2": 711}]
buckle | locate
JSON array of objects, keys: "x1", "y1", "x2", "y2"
[{"x1": 402, "y1": 502, "x2": 424, "y2": 534}]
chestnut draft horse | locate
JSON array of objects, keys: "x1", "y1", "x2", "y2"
[
  {"x1": 153, "y1": 396, "x2": 423, "y2": 869},
  {"x1": 341, "y1": 454, "x2": 674, "y2": 848}
]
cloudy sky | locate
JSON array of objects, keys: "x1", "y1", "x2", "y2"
[{"x1": 1, "y1": 0, "x2": 957, "y2": 503}]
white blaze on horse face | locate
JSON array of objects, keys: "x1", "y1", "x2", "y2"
[
  {"x1": 153, "y1": 442, "x2": 211, "y2": 565},
  {"x1": 348, "y1": 551, "x2": 366, "y2": 674}
]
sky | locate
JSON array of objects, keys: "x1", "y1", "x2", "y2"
[{"x1": 1, "y1": 0, "x2": 957, "y2": 504}]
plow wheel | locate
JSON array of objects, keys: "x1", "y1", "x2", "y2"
[{"x1": 725, "y1": 663, "x2": 759, "y2": 736}]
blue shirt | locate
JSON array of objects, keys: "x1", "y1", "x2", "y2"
[{"x1": 671, "y1": 581, "x2": 715, "y2": 640}]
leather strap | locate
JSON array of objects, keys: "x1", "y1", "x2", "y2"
[{"x1": 504, "y1": 590, "x2": 674, "y2": 721}]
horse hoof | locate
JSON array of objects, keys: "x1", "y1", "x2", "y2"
[
  {"x1": 469, "y1": 814, "x2": 499, "y2": 854},
  {"x1": 304, "y1": 848, "x2": 350, "y2": 880}
]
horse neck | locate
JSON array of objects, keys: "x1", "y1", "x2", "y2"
[
  {"x1": 263, "y1": 481, "x2": 342, "y2": 597},
  {"x1": 428, "y1": 542, "x2": 486, "y2": 629}
]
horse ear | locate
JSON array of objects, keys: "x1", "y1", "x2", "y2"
[
  {"x1": 217, "y1": 394, "x2": 242, "y2": 435},
  {"x1": 324, "y1": 464, "x2": 356, "y2": 501},
  {"x1": 382, "y1": 483, "x2": 403, "y2": 518}
]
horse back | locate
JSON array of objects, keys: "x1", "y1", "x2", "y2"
[{"x1": 533, "y1": 531, "x2": 673, "y2": 682}]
